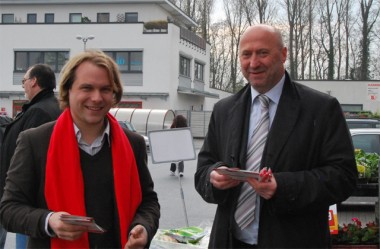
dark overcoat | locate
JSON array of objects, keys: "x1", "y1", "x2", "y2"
[
  {"x1": 0, "y1": 89, "x2": 61, "y2": 199},
  {"x1": 195, "y1": 72, "x2": 357, "y2": 248}
]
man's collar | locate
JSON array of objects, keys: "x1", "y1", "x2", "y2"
[
  {"x1": 250, "y1": 74, "x2": 285, "y2": 104},
  {"x1": 74, "y1": 119, "x2": 111, "y2": 145}
]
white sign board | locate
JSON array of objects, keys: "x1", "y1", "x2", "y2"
[
  {"x1": 148, "y1": 128, "x2": 196, "y2": 164},
  {"x1": 367, "y1": 83, "x2": 380, "y2": 101}
]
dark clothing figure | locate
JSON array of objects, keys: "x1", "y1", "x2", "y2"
[
  {"x1": 0, "y1": 63, "x2": 61, "y2": 249},
  {"x1": 170, "y1": 161, "x2": 184, "y2": 176},
  {"x1": 0, "y1": 89, "x2": 61, "y2": 197},
  {"x1": 169, "y1": 115, "x2": 188, "y2": 177}
]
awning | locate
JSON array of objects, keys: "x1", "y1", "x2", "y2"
[{"x1": 177, "y1": 87, "x2": 219, "y2": 99}]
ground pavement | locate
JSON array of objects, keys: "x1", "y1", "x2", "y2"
[{"x1": 4, "y1": 139, "x2": 377, "y2": 248}]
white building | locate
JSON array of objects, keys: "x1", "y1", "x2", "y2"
[
  {"x1": 298, "y1": 80, "x2": 380, "y2": 115},
  {"x1": 0, "y1": 0, "x2": 223, "y2": 117}
]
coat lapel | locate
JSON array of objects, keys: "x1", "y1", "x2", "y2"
[
  {"x1": 227, "y1": 85, "x2": 251, "y2": 168},
  {"x1": 264, "y1": 75, "x2": 301, "y2": 171}
]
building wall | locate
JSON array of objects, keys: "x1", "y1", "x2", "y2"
[
  {"x1": 298, "y1": 80, "x2": 380, "y2": 114},
  {"x1": 0, "y1": 0, "x2": 223, "y2": 117}
]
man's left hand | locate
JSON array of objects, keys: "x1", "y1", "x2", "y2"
[
  {"x1": 124, "y1": 225, "x2": 148, "y2": 249},
  {"x1": 247, "y1": 168, "x2": 277, "y2": 200}
]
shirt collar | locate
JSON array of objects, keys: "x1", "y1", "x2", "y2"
[
  {"x1": 74, "y1": 119, "x2": 111, "y2": 145},
  {"x1": 250, "y1": 74, "x2": 285, "y2": 104}
]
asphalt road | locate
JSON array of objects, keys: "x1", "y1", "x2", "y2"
[{"x1": 148, "y1": 139, "x2": 216, "y2": 229}]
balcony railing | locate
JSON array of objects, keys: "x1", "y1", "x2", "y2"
[{"x1": 180, "y1": 27, "x2": 206, "y2": 50}]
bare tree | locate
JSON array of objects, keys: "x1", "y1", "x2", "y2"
[
  {"x1": 174, "y1": 0, "x2": 380, "y2": 93},
  {"x1": 284, "y1": 0, "x2": 310, "y2": 79},
  {"x1": 317, "y1": 0, "x2": 338, "y2": 80},
  {"x1": 244, "y1": 0, "x2": 277, "y2": 25},
  {"x1": 343, "y1": 0, "x2": 355, "y2": 79},
  {"x1": 357, "y1": 0, "x2": 380, "y2": 80},
  {"x1": 209, "y1": 21, "x2": 232, "y2": 90},
  {"x1": 223, "y1": 0, "x2": 248, "y2": 92}
]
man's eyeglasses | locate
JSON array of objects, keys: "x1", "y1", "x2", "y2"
[{"x1": 22, "y1": 78, "x2": 31, "y2": 84}]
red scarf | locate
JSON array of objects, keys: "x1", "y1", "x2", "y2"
[{"x1": 45, "y1": 108, "x2": 142, "y2": 248}]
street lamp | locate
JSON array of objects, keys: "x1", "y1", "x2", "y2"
[{"x1": 76, "y1": 35, "x2": 95, "y2": 50}]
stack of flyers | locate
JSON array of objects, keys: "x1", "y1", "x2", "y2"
[
  {"x1": 60, "y1": 214, "x2": 106, "y2": 234},
  {"x1": 214, "y1": 168, "x2": 260, "y2": 181}
]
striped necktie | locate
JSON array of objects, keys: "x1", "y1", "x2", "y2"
[{"x1": 235, "y1": 94, "x2": 270, "y2": 230}]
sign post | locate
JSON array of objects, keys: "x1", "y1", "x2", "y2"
[{"x1": 148, "y1": 128, "x2": 196, "y2": 227}]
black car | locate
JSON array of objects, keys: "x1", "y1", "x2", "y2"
[{"x1": 118, "y1": 120, "x2": 150, "y2": 152}]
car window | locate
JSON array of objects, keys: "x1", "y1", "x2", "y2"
[
  {"x1": 124, "y1": 121, "x2": 136, "y2": 132},
  {"x1": 351, "y1": 134, "x2": 380, "y2": 154},
  {"x1": 348, "y1": 123, "x2": 376, "y2": 129}
]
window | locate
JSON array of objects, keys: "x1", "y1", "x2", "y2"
[
  {"x1": 97, "y1": 13, "x2": 109, "y2": 23},
  {"x1": 69, "y1": 13, "x2": 82, "y2": 23},
  {"x1": 27, "y1": 14, "x2": 37, "y2": 23},
  {"x1": 104, "y1": 51, "x2": 143, "y2": 72},
  {"x1": 14, "y1": 51, "x2": 69, "y2": 73},
  {"x1": 179, "y1": 56, "x2": 191, "y2": 77},
  {"x1": 45, "y1": 13, "x2": 54, "y2": 23},
  {"x1": 118, "y1": 101, "x2": 142, "y2": 108},
  {"x1": 125, "y1": 12, "x2": 138, "y2": 23},
  {"x1": 2, "y1": 14, "x2": 14, "y2": 23},
  {"x1": 195, "y1": 62, "x2": 204, "y2": 81},
  {"x1": 352, "y1": 134, "x2": 380, "y2": 154}
]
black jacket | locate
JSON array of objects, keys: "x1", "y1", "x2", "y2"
[
  {"x1": 0, "y1": 89, "x2": 61, "y2": 199},
  {"x1": 0, "y1": 122, "x2": 160, "y2": 248}
]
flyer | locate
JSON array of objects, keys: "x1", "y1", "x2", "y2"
[
  {"x1": 60, "y1": 214, "x2": 106, "y2": 234},
  {"x1": 214, "y1": 168, "x2": 260, "y2": 181}
]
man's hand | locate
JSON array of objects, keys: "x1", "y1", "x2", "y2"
[
  {"x1": 247, "y1": 168, "x2": 277, "y2": 199},
  {"x1": 48, "y1": 212, "x2": 88, "y2": 241},
  {"x1": 124, "y1": 225, "x2": 148, "y2": 249},
  {"x1": 210, "y1": 166, "x2": 241, "y2": 190}
]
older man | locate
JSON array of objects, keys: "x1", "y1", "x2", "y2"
[
  {"x1": 195, "y1": 24, "x2": 357, "y2": 248},
  {"x1": 0, "y1": 64, "x2": 61, "y2": 249}
]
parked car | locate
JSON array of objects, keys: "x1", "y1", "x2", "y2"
[
  {"x1": 350, "y1": 128, "x2": 380, "y2": 154},
  {"x1": 348, "y1": 128, "x2": 380, "y2": 199},
  {"x1": 346, "y1": 118, "x2": 380, "y2": 129},
  {"x1": 118, "y1": 120, "x2": 150, "y2": 152}
]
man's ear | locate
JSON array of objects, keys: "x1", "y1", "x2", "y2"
[{"x1": 30, "y1": 78, "x2": 38, "y2": 88}]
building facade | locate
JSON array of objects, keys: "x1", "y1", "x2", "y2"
[{"x1": 0, "y1": 0, "x2": 223, "y2": 117}]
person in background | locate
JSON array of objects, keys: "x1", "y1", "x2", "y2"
[
  {"x1": 169, "y1": 115, "x2": 188, "y2": 177},
  {"x1": 0, "y1": 50, "x2": 160, "y2": 249},
  {"x1": 0, "y1": 64, "x2": 61, "y2": 249},
  {"x1": 194, "y1": 24, "x2": 357, "y2": 248}
]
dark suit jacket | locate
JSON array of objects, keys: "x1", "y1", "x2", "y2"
[
  {"x1": 195, "y1": 72, "x2": 357, "y2": 248},
  {"x1": 0, "y1": 121, "x2": 160, "y2": 248}
]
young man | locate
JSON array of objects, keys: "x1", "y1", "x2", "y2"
[
  {"x1": 0, "y1": 50, "x2": 160, "y2": 249},
  {"x1": 195, "y1": 24, "x2": 357, "y2": 248}
]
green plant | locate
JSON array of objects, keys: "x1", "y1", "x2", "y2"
[
  {"x1": 355, "y1": 149, "x2": 379, "y2": 179},
  {"x1": 81, "y1": 16, "x2": 91, "y2": 23},
  {"x1": 144, "y1": 20, "x2": 168, "y2": 30},
  {"x1": 331, "y1": 218, "x2": 379, "y2": 245}
]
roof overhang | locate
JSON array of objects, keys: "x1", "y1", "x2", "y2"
[
  {"x1": 0, "y1": 91, "x2": 25, "y2": 98},
  {"x1": 177, "y1": 87, "x2": 219, "y2": 99}
]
